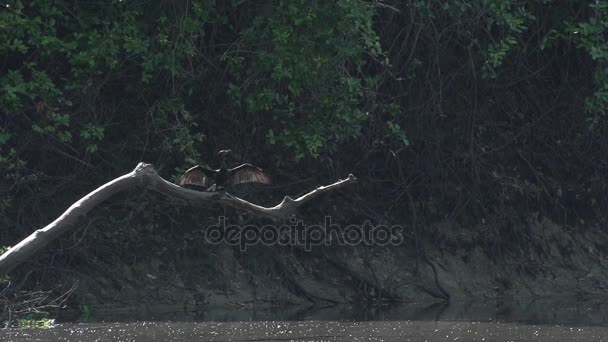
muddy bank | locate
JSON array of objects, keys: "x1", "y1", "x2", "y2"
[{"x1": 55, "y1": 216, "x2": 608, "y2": 313}]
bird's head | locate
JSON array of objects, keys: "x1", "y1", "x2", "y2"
[
  {"x1": 217, "y1": 149, "x2": 232, "y2": 158},
  {"x1": 217, "y1": 149, "x2": 232, "y2": 165}
]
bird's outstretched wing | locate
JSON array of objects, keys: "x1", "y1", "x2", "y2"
[
  {"x1": 227, "y1": 163, "x2": 271, "y2": 186},
  {"x1": 178, "y1": 165, "x2": 216, "y2": 191}
]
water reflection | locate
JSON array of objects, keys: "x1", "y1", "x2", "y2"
[
  {"x1": 4, "y1": 320, "x2": 608, "y2": 342},
  {"x1": 55, "y1": 296, "x2": 608, "y2": 326},
  {"x1": 3, "y1": 297, "x2": 608, "y2": 342}
]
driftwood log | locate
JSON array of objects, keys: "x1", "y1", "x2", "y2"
[{"x1": 0, "y1": 162, "x2": 357, "y2": 276}]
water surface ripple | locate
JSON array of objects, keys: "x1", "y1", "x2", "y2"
[{"x1": 3, "y1": 320, "x2": 608, "y2": 342}]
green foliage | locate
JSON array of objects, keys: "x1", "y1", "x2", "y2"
[
  {"x1": 17, "y1": 313, "x2": 54, "y2": 329},
  {"x1": 80, "y1": 305, "x2": 95, "y2": 321},
  {"x1": 386, "y1": 121, "x2": 410, "y2": 147},
  {"x1": 224, "y1": 0, "x2": 383, "y2": 159},
  {"x1": 569, "y1": 1, "x2": 608, "y2": 127},
  {"x1": 80, "y1": 123, "x2": 105, "y2": 154},
  {"x1": 428, "y1": 0, "x2": 535, "y2": 79}
]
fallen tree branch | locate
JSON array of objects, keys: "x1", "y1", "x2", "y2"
[
  {"x1": 1, "y1": 281, "x2": 77, "y2": 326},
  {"x1": 0, "y1": 163, "x2": 357, "y2": 276}
]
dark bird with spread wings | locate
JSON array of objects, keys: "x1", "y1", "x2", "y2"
[{"x1": 178, "y1": 149, "x2": 271, "y2": 191}]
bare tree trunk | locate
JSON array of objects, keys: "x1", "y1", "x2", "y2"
[{"x1": 0, "y1": 162, "x2": 356, "y2": 276}]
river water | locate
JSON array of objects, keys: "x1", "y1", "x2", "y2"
[{"x1": 3, "y1": 298, "x2": 608, "y2": 341}]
